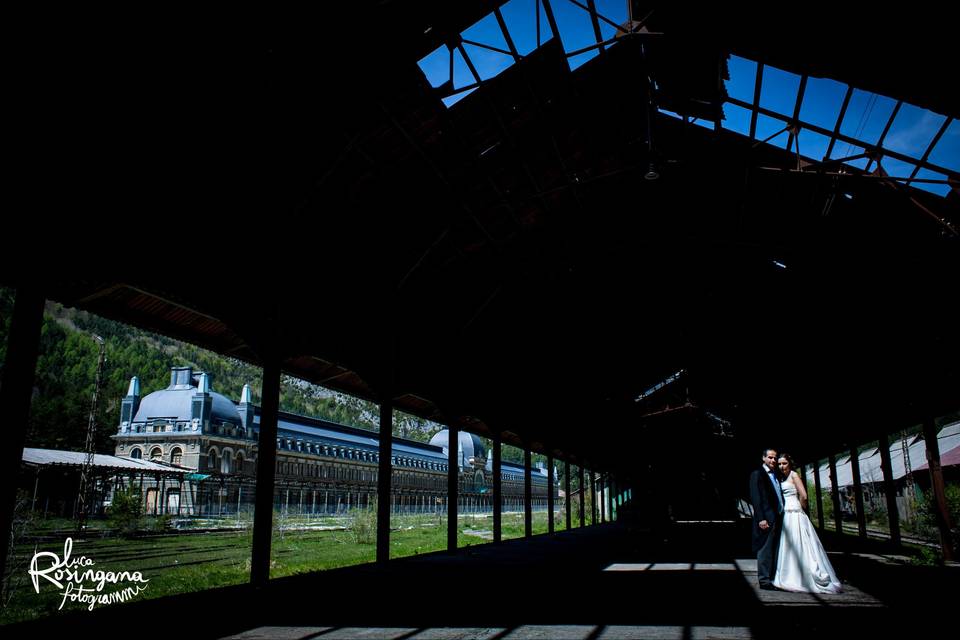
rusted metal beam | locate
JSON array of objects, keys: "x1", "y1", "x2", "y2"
[
  {"x1": 864, "y1": 100, "x2": 902, "y2": 173},
  {"x1": 850, "y1": 446, "x2": 867, "y2": 538},
  {"x1": 786, "y1": 74, "x2": 808, "y2": 155},
  {"x1": 824, "y1": 85, "x2": 853, "y2": 161},
  {"x1": 586, "y1": 0, "x2": 605, "y2": 54},
  {"x1": 813, "y1": 462, "x2": 825, "y2": 530},
  {"x1": 878, "y1": 432, "x2": 901, "y2": 547},
  {"x1": 727, "y1": 96, "x2": 957, "y2": 178},
  {"x1": 749, "y1": 62, "x2": 764, "y2": 140},
  {"x1": 922, "y1": 418, "x2": 955, "y2": 561},
  {"x1": 828, "y1": 454, "x2": 842, "y2": 534},
  {"x1": 907, "y1": 116, "x2": 952, "y2": 184}
]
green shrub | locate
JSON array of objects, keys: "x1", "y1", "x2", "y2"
[
  {"x1": 150, "y1": 514, "x2": 173, "y2": 532},
  {"x1": 913, "y1": 484, "x2": 960, "y2": 552},
  {"x1": 349, "y1": 501, "x2": 376, "y2": 545},
  {"x1": 108, "y1": 487, "x2": 144, "y2": 536}
]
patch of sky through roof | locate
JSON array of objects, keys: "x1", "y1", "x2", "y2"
[
  {"x1": 759, "y1": 65, "x2": 801, "y2": 115},
  {"x1": 754, "y1": 114, "x2": 789, "y2": 149},
  {"x1": 552, "y1": 0, "x2": 600, "y2": 69},
  {"x1": 721, "y1": 102, "x2": 752, "y2": 136},
  {"x1": 501, "y1": 0, "x2": 553, "y2": 56},
  {"x1": 798, "y1": 77, "x2": 848, "y2": 133},
  {"x1": 442, "y1": 87, "x2": 478, "y2": 109},
  {"x1": 838, "y1": 89, "x2": 898, "y2": 147},
  {"x1": 452, "y1": 47, "x2": 475, "y2": 89},
  {"x1": 911, "y1": 167, "x2": 951, "y2": 197},
  {"x1": 418, "y1": 45, "x2": 449, "y2": 88},
  {"x1": 883, "y1": 103, "x2": 947, "y2": 160},
  {"x1": 596, "y1": 0, "x2": 629, "y2": 41},
  {"x1": 828, "y1": 143, "x2": 869, "y2": 170},
  {"x1": 463, "y1": 43, "x2": 515, "y2": 82},
  {"x1": 463, "y1": 11, "x2": 511, "y2": 51},
  {"x1": 927, "y1": 119, "x2": 958, "y2": 172},
  {"x1": 725, "y1": 55, "x2": 757, "y2": 103},
  {"x1": 876, "y1": 155, "x2": 915, "y2": 180},
  {"x1": 461, "y1": 13, "x2": 516, "y2": 82},
  {"x1": 796, "y1": 129, "x2": 832, "y2": 163}
]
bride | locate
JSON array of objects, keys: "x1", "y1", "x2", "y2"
[{"x1": 773, "y1": 454, "x2": 843, "y2": 593}]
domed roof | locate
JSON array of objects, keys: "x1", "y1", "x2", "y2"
[
  {"x1": 428, "y1": 430, "x2": 487, "y2": 463},
  {"x1": 133, "y1": 388, "x2": 241, "y2": 425},
  {"x1": 132, "y1": 368, "x2": 241, "y2": 425}
]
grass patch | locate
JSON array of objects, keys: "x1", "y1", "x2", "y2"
[{"x1": 3, "y1": 510, "x2": 562, "y2": 625}]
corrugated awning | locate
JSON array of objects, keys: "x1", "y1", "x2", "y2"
[{"x1": 22, "y1": 447, "x2": 187, "y2": 474}]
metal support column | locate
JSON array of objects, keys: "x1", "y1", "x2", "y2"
[
  {"x1": 579, "y1": 466, "x2": 586, "y2": 527},
  {"x1": 607, "y1": 476, "x2": 614, "y2": 522},
  {"x1": 813, "y1": 462, "x2": 825, "y2": 530},
  {"x1": 0, "y1": 287, "x2": 44, "y2": 583},
  {"x1": 377, "y1": 395, "x2": 392, "y2": 564},
  {"x1": 448, "y1": 424, "x2": 459, "y2": 551},
  {"x1": 850, "y1": 446, "x2": 867, "y2": 538},
  {"x1": 599, "y1": 475, "x2": 606, "y2": 523},
  {"x1": 524, "y1": 448, "x2": 532, "y2": 538},
  {"x1": 878, "y1": 432, "x2": 901, "y2": 546},
  {"x1": 493, "y1": 432, "x2": 502, "y2": 543},
  {"x1": 547, "y1": 455, "x2": 555, "y2": 533},
  {"x1": 828, "y1": 455, "x2": 842, "y2": 534},
  {"x1": 589, "y1": 470, "x2": 597, "y2": 525},
  {"x1": 922, "y1": 418, "x2": 955, "y2": 561},
  {"x1": 251, "y1": 355, "x2": 281, "y2": 587}
]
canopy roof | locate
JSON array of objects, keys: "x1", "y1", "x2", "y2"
[
  {"x1": 6, "y1": 3, "x2": 957, "y2": 481},
  {"x1": 22, "y1": 448, "x2": 186, "y2": 475},
  {"x1": 819, "y1": 422, "x2": 960, "y2": 488}
]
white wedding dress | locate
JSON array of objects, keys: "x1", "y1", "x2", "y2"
[{"x1": 773, "y1": 478, "x2": 842, "y2": 593}]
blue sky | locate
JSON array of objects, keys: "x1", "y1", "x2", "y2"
[
  {"x1": 418, "y1": 0, "x2": 628, "y2": 107},
  {"x1": 724, "y1": 54, "x2": 957, "y2": 196},
  {"x1": 417, "y1": 1, "x2": 956, "y2": 197}
]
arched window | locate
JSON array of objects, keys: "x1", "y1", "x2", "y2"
[
  {"x1": 208, "y1": 449, "x2": 219, "y2": 472},
  {"x1": 130, "y1": 448, "x2": 142, "y2": 460},
  {"x1": 236, "y1": 451, "x2": 245, "y2": 474},
  {"x1": 170, "y1": 447, "x2": 183, "y2": 466},
  {"x1": 221, "y1": 449, "x2": 234, "y2": 474},
  {"x1": 150, "y1": 447, "x2": 163, "y2": 462}
]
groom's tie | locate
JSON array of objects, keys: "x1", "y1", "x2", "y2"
[{"x1": 768, "y1": 470, "x2": 783, "y2": 512}]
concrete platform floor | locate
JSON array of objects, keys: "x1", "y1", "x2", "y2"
[{"x1": 7, "y1": 520, "x2": 956, "y2": 639}]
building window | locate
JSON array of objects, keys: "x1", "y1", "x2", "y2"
[
  {"x1": 171, "y1": 447, "x2": 183, "y2": 466},
  {"x1": 150, "y1": 447, "x2": 163, "y2": 462},
  {"x1": 130, "y1": 448, "x2": 142, "y2": 460}
]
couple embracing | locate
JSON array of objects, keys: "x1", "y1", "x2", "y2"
[{"x1": 750, "y1": 448, "x2": 842, "y2": 593}]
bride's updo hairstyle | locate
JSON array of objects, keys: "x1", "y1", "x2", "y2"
[{"x1": 778, "y1": 453, "x2": 796, "y2": 473}]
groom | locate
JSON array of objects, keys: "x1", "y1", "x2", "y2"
[{"x1": 750, "y1": 448, "x2": 784, "y2": 590}]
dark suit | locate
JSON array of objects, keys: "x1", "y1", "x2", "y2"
[{"x1": 750, "y1": 465, "x2": 784, "y2": 586}]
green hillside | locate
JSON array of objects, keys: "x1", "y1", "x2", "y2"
[{"x1": 0, "y1": 290, "x2": 524, "y2": 457}]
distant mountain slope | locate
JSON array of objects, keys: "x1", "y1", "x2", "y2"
[{"x1": 1, "y1": 291, "x2": 445, "y2": 452}]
